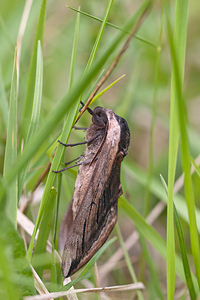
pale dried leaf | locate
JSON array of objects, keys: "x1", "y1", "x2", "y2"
[{"x1": 24, "y1": 282, "x2": 144, "y2": 300}]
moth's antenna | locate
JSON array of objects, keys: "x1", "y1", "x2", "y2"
[{"x1": 80, "y1": 101, "x2": 94, "y2": 116}]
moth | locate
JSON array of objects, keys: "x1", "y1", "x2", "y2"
[{"x1": 55, "y1": 106, "x2": 130, "y2": 278}]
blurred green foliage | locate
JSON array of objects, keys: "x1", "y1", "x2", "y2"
[{"x1": 0, "y1": 0, "x2": 200, "y2": 299}]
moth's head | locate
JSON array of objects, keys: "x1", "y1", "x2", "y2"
[
  {"x1": 92, "y1": 106, "x2": 108, "y2": 128},
  {"x1": 89, "y1": 106, "x2": 130, "y2": 156},
  {"x1": 115, "y1": 114, "x2": 130, "y2": 156}
]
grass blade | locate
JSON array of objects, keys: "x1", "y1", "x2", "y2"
[
  {"x1": 166, "y1": 13, "x2": 179, "y2": 300},
  {"x1": 21, "y1": 0, "x2": 47, "y2": 139},
  {"x1": 26, "y1": 41, "x2": 43, "y2": 142},
  {"x1": 86, "y1": 0, "x2": 114, "y2": 70},
  {"x1": 166, "y1": 1, "x2": 200, "y2": 289},
  {"x1": 174, "y1": 206, "x2": 196, "y2": 299},
  {"x1": 166, "y1": 0, "x2": 189, "y2": 296},
  {"x1": 190, "y1": 156, "x2": 200, "y2": 177},
  {"x1": 18, "y1": 41, "x2": 43, "y2": 196},
  {"x1": 144, "y1": 2, "x2": 164, "y2": 216},
  {"x1": 90, "y1": 74, "x2": 125, "y2": 105},
  {"x1": 33, "y1": 187, "x2": 57, "y2": 276},
  {"x1": 68, "y1": 6, "x2": 80, "y2": 90},
  {"x1": 160, "y1": 174, "x2": 196, "y2": 299},
  {"x1": 3, "y1": 49, "x2": 18, "y2": 227},
  {"x1": 51, "y1": 174, "x2": 62, "y2": 284},
  {"x1": 115, "y1": 224, "x2": 144, "y2": 300},
  {"x1": 0, "y1": 67, "x2": 8, "y2": 130},
  {"x1": 67, "y1": 5, "x2": 156, "y2": 48},
  {"x1": 139, "y1": 235, "x2": 164, "y2": 299}
]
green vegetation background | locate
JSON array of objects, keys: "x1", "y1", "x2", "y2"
[{"x1": 0, "y1": 0, "x2": 200, "y2": 299}]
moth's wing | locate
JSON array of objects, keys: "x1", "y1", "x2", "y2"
[{"x1": 62, "y1": 157, "x2": 123, "y2": 278}]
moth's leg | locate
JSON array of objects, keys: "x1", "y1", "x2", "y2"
[
  {"x1": 64, "y1": 155, "x2": 83, "y2": 166},
  {"x1": 58, "y1": 133, "x2": 99, "y2": 148},
  {"x1": 73, "y1": 126, "x2": 88, "y2": 131},
  {"x1": 52, "y1": 162, "x2": 82, "y2": 174},
  {"x1": 58, "y1": 139, "x2": 87, "y2": 147},
  {"x1": 52, "y1": 157, "x2": 91, "y2": 173}
]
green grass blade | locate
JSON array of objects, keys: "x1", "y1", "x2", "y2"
[
  {"x1": 139, "y1": 235, "x2": 164, "y2": 299},
  {"x1": 53, "y1": 174, "x2": 62, "y2": 249},
  {"x1": 33, "y1": 187, "x2": 57, "y2": 276},
  {"x1": 160, "y1": 174, "x2": 196, "y2": 299},
  {"x1": 3, "y1": 0, "x2": 152, "y2": 195},
  {"x1": 86, "y1": 0, "x2": 114, "y2": 70},
  {"x1": 166, "y1": 17, "x2": 179, "y2": 300},
  {"x1": 166, "y1": 0, "x2": 189, "y2": 296},
  {"x1": 90, "y1": 74, "x2": 125, "y2": 105},
  {"x1": 18, "y1": 40, "x2": 43, "y2": 197},
  {"x1": 0, "y1": 177, "x2": 6, "y2": 209},
  {"x1": 190, "y1": 156, "x2": 200, "y2": 177},
  {"x1": 174, "y1": 206, "x2": 196, "y2": 299},
  {"x1": 166, "y1": 2, "x2": 200, "y2": 288},
  {"x1": 0, "y1": 66, "x2": 8, "y2": 130},
  {"x1": 51, "y1": 174, "x2": 62, "y2": 284},
  {"x1": 3, "y1": 49, "x2": 18, "y2": 227},
  {"x1": 144, "y1": 2, "x2": 164, "y2": 216},
  {"x1": 119, "y1": 197, "x2": 199, "y2": 292},
  {"x1": 75, "y1": 0, "x2": 113, "y2": 106},
  {"x1": 21, "y1": 0, "x2": 47, "y2": 139},
  {"x1": 68, "y1": 6, "x2": 80, "y2": 90},
  {"x1": 67, "y1": 5, "x2": 156, "y2": 48},
  {"x1": 26, "y1": 41, "x2": 43, "y2": 141},
  {"x1": 115, "y1": 224, "x2": 144, "y2": 300}
]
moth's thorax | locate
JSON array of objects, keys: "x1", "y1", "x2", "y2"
[{"x1": 72, "y1": 109, "x2": 121, "y2": 219}]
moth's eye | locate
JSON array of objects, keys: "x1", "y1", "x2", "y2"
[
  {"x1": 98, "y1": 112, "x2": 107, "y2": 123},
  {"x1": 96, "y1": 112, "x2": 103, "y2": 117},
  {"x1": 94, "y1": 107, "x2": 103, "y2": 115},
  {"x1": 92, "y1": 108, "x2": 108, "y2": 127}
]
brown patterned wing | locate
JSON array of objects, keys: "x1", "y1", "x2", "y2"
[{"x1": 61, "y1": 153, "x2": 123, "y2": 277}]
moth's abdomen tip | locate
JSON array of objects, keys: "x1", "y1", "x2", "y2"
[{"x1": 62, "y1": 249, "x2": 72, "y2": 278}]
